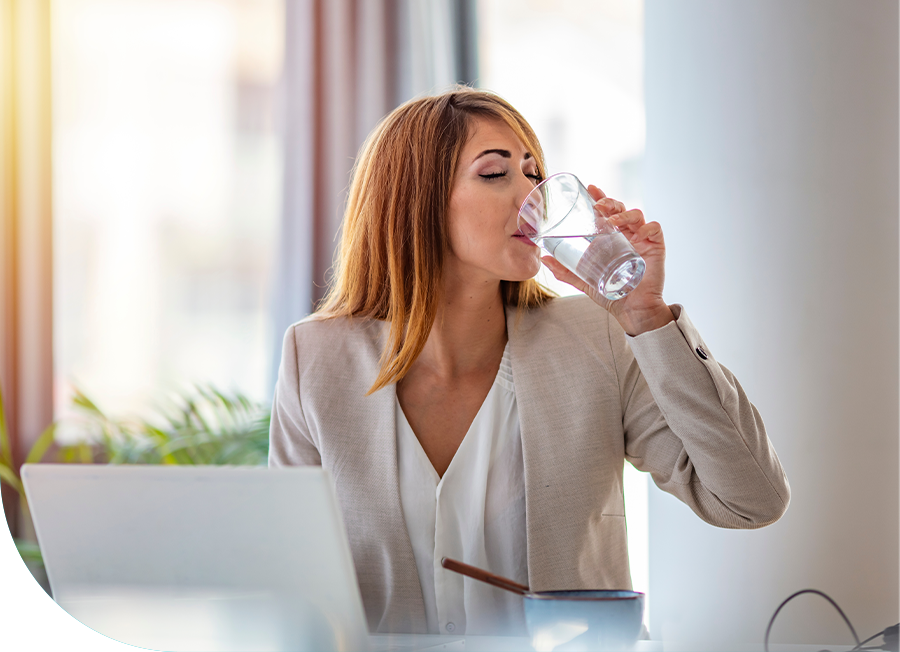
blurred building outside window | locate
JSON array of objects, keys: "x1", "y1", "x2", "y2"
[
  {"x1": 52, "y1": 0, "x2": 284, "y2": 433},
  {"x1": 477, "y1": 0, "x2": 649, "y2": 625}
]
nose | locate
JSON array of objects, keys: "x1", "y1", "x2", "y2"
[{"x1": 513, "y1": 172, "x2": 537, "y2": 213}]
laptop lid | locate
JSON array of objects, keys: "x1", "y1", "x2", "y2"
[{"x1": 21, "y1": 464, "x2": 370, "y2": 652}]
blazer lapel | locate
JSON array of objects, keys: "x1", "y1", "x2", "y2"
[
  {"x1": 506, "y1": 303, "x2": 582, "y2": 591},
  {"x1": 328, "y1": 319, "x2": 428, "y2": 633}
]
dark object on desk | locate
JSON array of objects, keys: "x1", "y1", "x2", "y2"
[
  {"x1": 883, "y1": 623, "x2": 900, "y2": 651},
  {"x1": 440, "y1": 557, "x2": 531, "y2": 595},
  {"x1": 441, "y1": 557, "x2": 644, "y2": 651},
  {"x1": 853, "y1": 623, "x2": 899, "y2": 652}
]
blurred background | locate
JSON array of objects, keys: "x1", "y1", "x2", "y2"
[
  {"x1": 0, "y1": 0, "x2": 896, "y2": 649},
  {"x1": 48, "y1": 0, "x2": 644, "y2": 420}
]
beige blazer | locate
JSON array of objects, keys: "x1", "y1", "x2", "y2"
[{"x1": 268, "y1": 296, "x2": 790, "y2": 634}]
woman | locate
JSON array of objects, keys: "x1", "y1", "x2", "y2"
[{"x1": 269, "y1": 87, "x2": 790, "y2": 636}]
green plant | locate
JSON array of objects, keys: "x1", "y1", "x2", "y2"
[{"x1": 61, "y1": 385, "x2": 270, "y2": 466}]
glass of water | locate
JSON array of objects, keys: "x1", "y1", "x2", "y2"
[{"x1": 518, "y1": 172, "x2": 645, "y2": 301}]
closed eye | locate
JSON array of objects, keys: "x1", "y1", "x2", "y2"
[{"x1": 479, "y1": 171, "x2": 543, "y2": 183}]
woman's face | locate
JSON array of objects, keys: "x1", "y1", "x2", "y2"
[{"x1": 446, "y1": 117, "x2": 543, "y2": 286}]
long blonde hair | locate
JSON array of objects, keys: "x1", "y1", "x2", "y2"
[{"x1": 317, "y1": 87, "x2": 554, "y2": 394}]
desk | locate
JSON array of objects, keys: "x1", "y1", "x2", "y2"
[
  {"x1": 369, "y1": 635, "x2": 665, "y2": 651},
  {"x1": 369, "y1": 635, "x2": 853, "y2": 652}
]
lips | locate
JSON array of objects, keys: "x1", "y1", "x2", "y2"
[
  {"x1": 512, "y1": 228, "x2": 539, "y2": 246},
  {"x1": 514, "y1": 223, "x2": 539, "y2": 238}
]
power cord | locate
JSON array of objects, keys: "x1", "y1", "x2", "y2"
[
  {"x1": 854, "y1": 624, "x2": 899, "y2": 652},
  {"x1": 764, "y1": 589, "x2": 858, "y2": 651},
  {"x1": 764, "y1": 588, "x2": 898, "y2": 652}
]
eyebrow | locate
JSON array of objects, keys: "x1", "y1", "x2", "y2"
[{"x1": 473, "y1": 149, "x2": 533, "y2": 161}]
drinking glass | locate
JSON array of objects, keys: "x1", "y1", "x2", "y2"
[{"x1": 518, "y1": 172, "x2": 645, "y2": 301}]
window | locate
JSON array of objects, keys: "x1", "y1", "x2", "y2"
[{"x1": 52, "y1": 0, "x2": 285, "y2": 428}]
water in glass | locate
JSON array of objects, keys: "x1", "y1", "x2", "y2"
[{"x1": 537, "y1": 233, "x2": 645, "y2": 301}]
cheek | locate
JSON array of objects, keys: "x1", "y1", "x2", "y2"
[
  {"x1": 448, "y1": 194, "x2": 490, "y2": 256},
  {"x1": 447, "y1": 203, "x2": 467, "y2": 255}
]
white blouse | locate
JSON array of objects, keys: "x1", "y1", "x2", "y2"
[{"x1": 396, "y1": 343, "x2": 528, "y2": 636}]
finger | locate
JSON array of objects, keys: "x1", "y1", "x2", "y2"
[
  {"x1": 593, "y1": 197, "x2": 627, "y2": 217},
  {"x1": 632, "y1": 221, "x2": 665, "y2": 244},
  {"x1": 586, "y1": 184, "x2": 607, "y2": 202},
  {"x1": 607, "y1": 208, "x2": 645, "y2": 230}
]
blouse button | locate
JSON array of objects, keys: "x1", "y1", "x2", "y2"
[
  {"x1": 696, "y1": 346, "x2": 709, "y2": 360},
  {"x1": 445, "y1": 622, "x2": 456, "y2": 633}
]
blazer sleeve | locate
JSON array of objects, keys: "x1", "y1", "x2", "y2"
[
  {"x1": 612, "y1": 305, "x2": 790, "y2": 528},
  {"x1": 268, "y1": 324, "x2": 322, "y2": 467}
]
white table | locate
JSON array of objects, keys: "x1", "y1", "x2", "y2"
[
  {"x1": 369, "y1": 634, "x2": 853, "y2": 652},
  {"x1": 369, "y1": 635, "x2": 667, "y2": 651}
]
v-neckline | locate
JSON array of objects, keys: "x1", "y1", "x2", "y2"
[
  {"x1": 396, "y1": 342, "x2": 510, "y2": 480},
  {"x1": 397, "y1": 377, "x2": 500, "y2": 482}
]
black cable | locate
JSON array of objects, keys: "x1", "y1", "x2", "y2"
[
  {"x1": 852, "y1": 629, "x2": 888, "y2": 651},
  {"x1": 852, "y1": 623, "x2": 900, "y2": 652},
  {"x1": 764, "y1": 589, "x2": 860, "y2": 652}
]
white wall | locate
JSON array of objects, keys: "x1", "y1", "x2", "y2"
[{"x1": 644, "y1": 1, "x2": 898, "y2": 648}]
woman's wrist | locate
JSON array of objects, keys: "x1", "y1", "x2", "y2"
[{"x1": 616, "y1": 302, "x2": 675, "y2": 337}]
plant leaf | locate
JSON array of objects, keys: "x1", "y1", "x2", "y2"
[
  {"x1": 71, "y1": 388, "x2": 104, "y2": 416},
  {"x1": 0, "y1": 462, "x2": 23, "y2": 495},
  {"x1": 0, "y1": 382, "x2": 12, "y2": 467},
  {"x1": 64, "y1": 385, "x2": 270, "y2": 468},
  {"x1": 24, "y1": 423, "x2": 57, "y2": 465},
  {"x1": 14, "y1": 538, "x2": 44, "y2": 566},
  {"x1": 77, "y1": 442, "x2": 94, "y2": 464}
]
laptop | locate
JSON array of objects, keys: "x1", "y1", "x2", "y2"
[{"x1": 21, "y1": 464, "x2": 372, "y2": 652}]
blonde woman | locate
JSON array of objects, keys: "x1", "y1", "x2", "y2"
[{"x1": 269, "y1": 87, "x2": 790, "y2": 636}]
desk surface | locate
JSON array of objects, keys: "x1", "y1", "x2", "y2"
[
  {"x1": 368, "y1": 634, "x2": 854, "y2": 652},
  {"x1": 369, "y1": 636, "x2": 666, "y2": 651},
  {"x1": 370, "y1": 635, "x2": 640, "y2": 651}
]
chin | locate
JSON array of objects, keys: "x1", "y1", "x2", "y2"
[
  {"x1": 502, "y1": 263, "x2": 542, "y2": 283},
  {"x1": 495, "y1": 249, "x2": 542, "y2": 283}
]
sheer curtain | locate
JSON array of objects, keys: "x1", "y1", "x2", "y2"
[
  {"x1": 270, "y1": 0, "x2": 477, "y2": 388},
  {"x1": 0, "y1": 0, "x2": 53, "y2": 538}
]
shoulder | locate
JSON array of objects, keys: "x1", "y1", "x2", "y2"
[
  {"x1": 511, "y1": 294, "x2": 613, "y2": 341},
  {"x1": 507, "y1": 295, "x2": 627, "y2": 374},
  {"x1": 289, "y1": 312, "x2": 384, "y2": 339},
  {"x1": 544, "y1": 294, "x2": 609, "y2": 322},
  {"x1": 282, "y1": 314, "x2": 387, "y2": 375},
  {"x1": 506, "y1": 296, "x2": 628, "y2": 408}
]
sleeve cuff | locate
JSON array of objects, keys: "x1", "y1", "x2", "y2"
[{"x1": 626, "y1": 304, "x2": 714, "y2": 366}]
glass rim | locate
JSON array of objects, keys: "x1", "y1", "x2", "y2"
[
  {"x1": 517, "y1": 171, "x2": 586, "y2": 236},
  {"x1": 518, "y1": 171, "x2": 583, "y2": 208}
]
